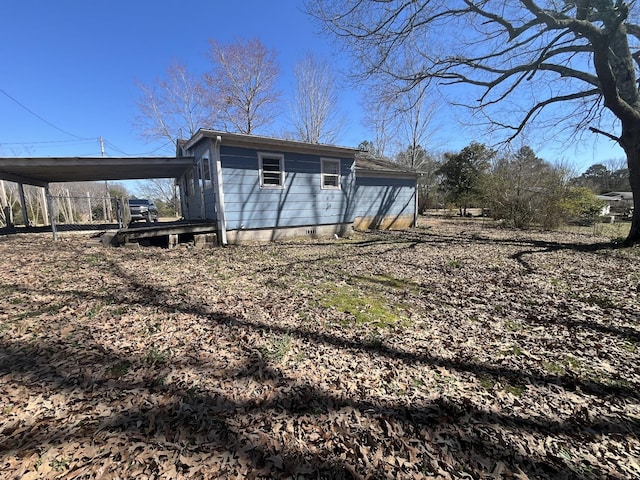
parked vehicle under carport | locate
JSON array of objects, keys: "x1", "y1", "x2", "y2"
[{"x1": 128, "y1": 199, "x2": 159, "y2": 223}]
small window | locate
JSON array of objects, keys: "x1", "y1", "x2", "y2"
[
  {"x1": 259, "y1": 153, "x2": 285, "y2": 188},
  {"x1": 321, "y1": 158, "x2": 341, "y2": 189},
  {"x1": 202, "y1": 158, "x2": 211, "y2": 185}
]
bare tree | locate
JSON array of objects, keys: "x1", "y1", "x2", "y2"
[
  {"x1": 206, "y1": 38, "x2": 281, "y2": 135},
  {"x1": 135, "y1": 62, "x2": 212, "y2": 147},
  {"x1": 308, "y1": 1, "x2": 640, "y2": 244},
  {"x1": 395, "y1": 84, "x2": 440, "y2": 171},
  {"x1": 361, "y1": 83, "x2": 399, "y2": 159},
  {"x1": 137, "y1": 178, "x2": 180, "y2": 217},
  {"x1": 290, "y1": 53, "x2": 344, "y2": 143}
]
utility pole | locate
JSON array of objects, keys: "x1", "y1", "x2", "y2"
[{"x1": 100, "y1": 136, "x2": 113, "y2": 222}]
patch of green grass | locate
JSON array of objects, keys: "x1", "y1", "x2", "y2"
[
  {"x1": 13, "y1": 303, "x2": 64, "y2": 321},
  {"x1": 584, "y1": 294, "x2": 617, "y2": 309},
  {"x1": 150, "y1": 376, "x2": 166, "y2": 388},
  {"x1": 622, "y1": 341, "x2": 637, "y2": 353},
  {"x1": 367, "y1": 329, "x2": 384, "y2": 349},
  {"x1": 448, "y1": 259, "x2": 463, "y2": 268},
  {"x1": 505, "y1": 320, "x2": 523, "y2": 332},
  {"x1": 563, "y1": 222, "x2": 629, "y2": 239},
  {"x1": 141, "y1": 321, "x2": 162, "y2": 336},
  {"x1": 264, "y1": 278, "x2": 288, "y2": 290},
  {"x1": 86, "y1": 303, "x2": 104, "y2": 319},
  {"x1": 184, "y1": 386, "x2": 202, "y2": 402},
  {"x1": 86, "y1": 254, "x2": 105, "y2": 266},
  {"x1": 499, "y1": 345, "x2": 523, "y2": 357},
  {"x1": 411, "y1": 377, "x2": 425, "y2": 388},
  {"x1": 479, "y1": 376, "x2": 495, "y2": 390},
  {"x1": 0, "y1": 284, "x2": 17, "y2": 295},
  {"x1": 107, "y1": 361, "x2": 130, "y2": 378},
  {"x1": 543, "y1": 361, "x2": 566, "y2": 375},
  {"x1": 35, "y1": 449, "x2": 47, "y2": 471},
  {"x1": 49, "y1": 458, "x2": 70, "y2": 472},
  {"x1": 604, "y1": 377, "x2": 634, "y2": 389},
  {"x1": 112, "y1": 305, "x2": 127, "y2": 316},
  {"x1": 563, "y1": 356, "x2": 581, "y2": 370},
  {"x1": 143, "y1": 348, "x2": 169, "y2": 365},
  {"x1": 260, "y1": 334, "x2": 294, "y2": 362},
  {"x1": 319, "y1": 282, "x2": 406, "y2": 327},
  {"x1": 503, "y1": 382, "x2": 526, "y2": 396}
]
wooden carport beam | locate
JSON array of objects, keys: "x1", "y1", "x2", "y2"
[{"x1": 0, "y1": 171, "x2": 47, "y2": 188}]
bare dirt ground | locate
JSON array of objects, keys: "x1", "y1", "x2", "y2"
[{"x1": 1, "y1": 220, "x2": 639, "y2": 479}]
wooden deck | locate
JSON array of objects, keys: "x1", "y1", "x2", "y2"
[{"x1": 115, "y1": 220, "x2": 218, "y2": 247}]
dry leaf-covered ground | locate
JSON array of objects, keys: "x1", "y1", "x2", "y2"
[{"x1": 1, "y1": 220, "x2": 639, "y2": 479}]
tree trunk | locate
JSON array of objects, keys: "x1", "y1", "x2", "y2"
[{"x1": 620, "y1": 121, "x2": 640, "y2": 244}]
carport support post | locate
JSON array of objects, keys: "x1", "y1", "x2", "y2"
[
  {"x1": 0, "y1": 180, "x2": 11, "y2": 227},
  {"x1": 211, "y1": 135, "x2": 227, "y2": 246},
  {"x1": 413, "y1": 180, "x2": 419, "y2": 228},
  {"x1": 17, "y1": 183, "x2": 29, "y2": 227},
  {"x1": 45, "y1": 184, "x2": 58, "y2": 240},
  {"x1": 40, "y1": 187, "x2": 49, "y2": 225}
]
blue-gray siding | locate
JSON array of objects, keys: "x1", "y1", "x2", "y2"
[
  {"x1": 353, "y1": 176, "x2": 415, "y2": 219},
  {"x1": 180, "y1": 139, "x2": 416, "y2": 231},
  {"x1": 220, "y1": 146, "x2": 354, "y2": 230}
]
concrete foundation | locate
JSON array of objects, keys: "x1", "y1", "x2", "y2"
[
  {"x1": 353, "y1": 214, "x2": 414, "y2": 231},
  {"x1": 225, "y1": 223, "x2": 353, "y2": 244}
]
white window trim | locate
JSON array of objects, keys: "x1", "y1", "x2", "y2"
[
  {"x1": 258, "y1": 152, "x2": 285, "y2": 189},
  {"x1": 201, "y1": 157, "x2": 212, "y2": 186},
  {"x1": 321, "y1": 158, "x2": 341, "y2": 189}
]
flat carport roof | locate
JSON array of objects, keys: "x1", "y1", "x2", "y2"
[{"x1": 0, "y1": 156, "x2": 194, "y2": 187}]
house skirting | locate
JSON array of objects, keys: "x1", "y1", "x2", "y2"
[
  {"x1": 353, "y1": 214, "x2": 414, "y2": 231},
  {"x1": 225, "y1": 223, "x2": 353, "y2": 244}
]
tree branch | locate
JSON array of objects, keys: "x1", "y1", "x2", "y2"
[{"x1": 589, "y1": 126, "x2": 621, "y2": 143}]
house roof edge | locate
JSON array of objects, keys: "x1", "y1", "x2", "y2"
[{"x1": 183, "y1": 129, "x2": 360, "y2": 157}]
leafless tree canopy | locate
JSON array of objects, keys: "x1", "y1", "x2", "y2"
[
  {"x1": 290, "y1": 53, "x2": 344, "y2": 144},
  {"x1": 309, "y1": 1, "x2": 634, "y2": 139},
  {"x1": 206, "y1": 38, "x2": 281, "y2": 135},
  {"x1": 135, "y1": 62, "x2": 213, "y2": 147},
  {"x1": 307, "y1": 0, "x2": 640, "y2": 243}
]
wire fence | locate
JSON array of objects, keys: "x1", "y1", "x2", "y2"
[{"x1": 1, "y1": 193, "x2": 129, "y2": 229}]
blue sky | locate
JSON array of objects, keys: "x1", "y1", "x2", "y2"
[{"x1": 0, "y1": 1, "x2": 627, "y2": 174}]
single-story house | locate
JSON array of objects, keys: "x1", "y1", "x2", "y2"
[
  {"x1": 177, "y1": 129, "x2": 418, "y2": 244},
  {"x1": 596, "y1": 191, "x2": 633, "y2": 216}
]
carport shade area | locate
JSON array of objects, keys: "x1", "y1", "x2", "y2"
[
  {"x1": 0, "y1": 156, "x2": 194, "y2": 237},
  {"x1": 0, "y1": 156, "x2": 193, "y2": 187}
]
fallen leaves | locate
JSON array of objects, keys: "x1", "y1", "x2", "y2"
[{"x1": 0, "y1": 220, "x2": 639, "y2": 478}]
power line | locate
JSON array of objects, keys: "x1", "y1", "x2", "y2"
[
  {"x1": 0, "y1": 138, "x2": 96, "y2": 146},
  {"x1": 103, "y1": 138, "x2": 174, "y2": 156},
  {"x1": 0, "y1": 86, "x2": 93, "y2": 140}
]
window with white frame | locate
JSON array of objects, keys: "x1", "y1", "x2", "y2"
[
  {"x1": 201, "y1": 158, "x2": 211, "y2": 186},
  {"x1": 321, "y1": 158, "x2": 341, "y2": 189},
  {"x1": 259, "y1": 152, "x2": 285, "y2": 188}
]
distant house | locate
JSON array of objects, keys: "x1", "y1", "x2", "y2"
[
  {"x1": 177, "y1": 130, "x2": 418, "y2": 244},
  {"x1": 596, "y1": 191, "x2": 633, "y2": 216}
]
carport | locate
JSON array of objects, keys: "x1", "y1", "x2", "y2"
[{"x1": 0, "y1": 156, "x2": 193, "y2": 239}]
